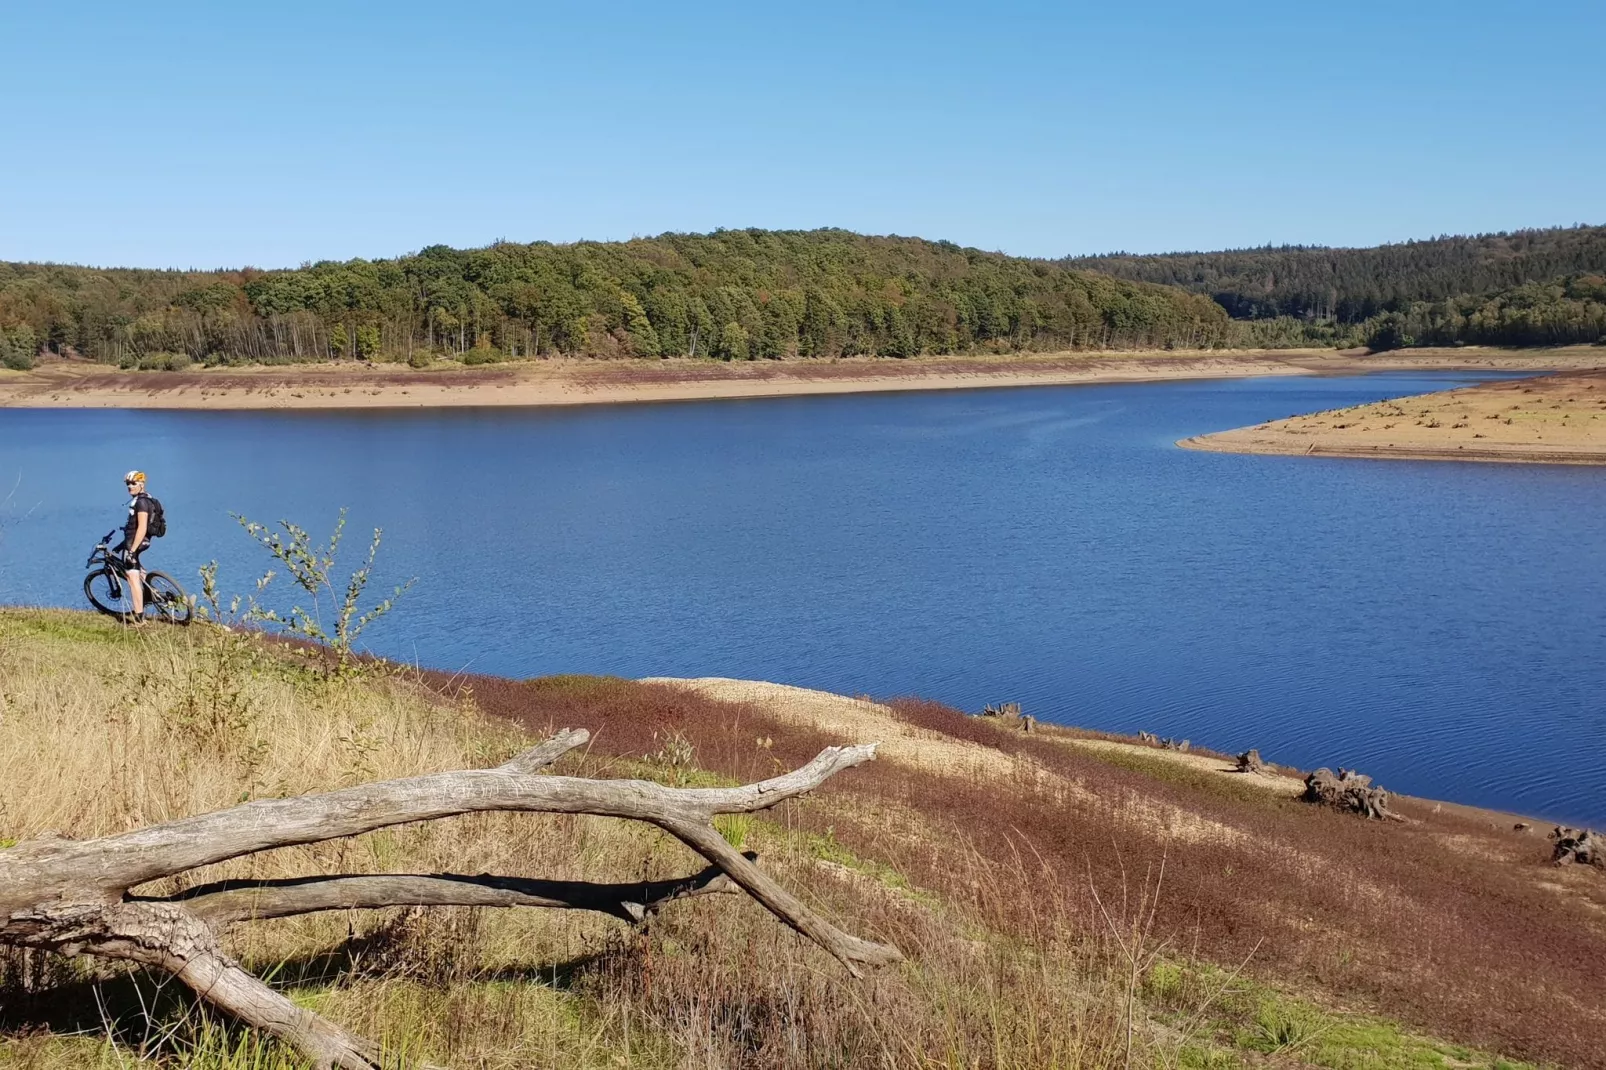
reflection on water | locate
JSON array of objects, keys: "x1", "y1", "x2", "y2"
[{"x1": 1, "y1": 371, "x2": 1603, "y2": 823}]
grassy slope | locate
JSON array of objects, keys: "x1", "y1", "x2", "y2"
[{"x1": 0, "y1": 609, "x2": 1599, "y2": 1069}]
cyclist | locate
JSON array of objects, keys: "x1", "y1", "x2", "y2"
[{"x1": 118, "y1": 470, "x2": 156, "y2": 621}]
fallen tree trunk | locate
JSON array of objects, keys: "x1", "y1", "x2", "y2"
[{"x1": 0, "y1": 728, "x2": 899, "y2": 1069}]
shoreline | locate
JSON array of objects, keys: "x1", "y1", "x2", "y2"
[
  {"x1": 1181, "y1": 363, "x2": 1606, "y2": 466},
  {"x1": 1, "y1": 345, "x2": 1599, "y2": 411},
  {"x1": 0, "y1": 601, "x2": 1582, "y2": 828}
]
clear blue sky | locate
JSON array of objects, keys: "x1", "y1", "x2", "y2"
[{"x1": 2, "y1": 1, "x2": 1601, "y2": 269}]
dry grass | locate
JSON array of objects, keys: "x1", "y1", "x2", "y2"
[
  {"x1": 0, "y1": 610, "x2": 1581, "y2": 1069},
  {"x1": 460, "y1": 678, "x2": 1606, "y2": 1068}
]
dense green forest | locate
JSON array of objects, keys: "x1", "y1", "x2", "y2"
[
  {"x1": 5, "y1": 226, "x2": 1603, "y2": 370},
  {"x1": 1358, "y1": 273, "x2": 1606, "y2": 351},
  {"x1": 1065, "y1": 225, "x2": 1606, "y2": 323},
  {"x1": 0, "y1": 230, "x2": 1230, "y2": 369}
]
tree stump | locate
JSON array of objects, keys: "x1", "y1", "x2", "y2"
[
  {"x1": 1138, "y1": 731, "x2": 1159, "y2": 745},
  {"x1": 1162, "y1": 737, "x2": 1190, "y2": 753},
  {"x1": 1551, "y1": 826, "x2": 1602, "y2": 867},
  {"x1": 1302, "y1": 767, "x2": 1403, "y2": 821},
  {"x1": 1236, "y1": 749, "x2": 1268, "y2": 775},
  {"x1": 981, "y1": 701, "x2": 1021, "y2": 720}
]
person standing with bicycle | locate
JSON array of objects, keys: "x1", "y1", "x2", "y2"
[
  {"x1": 81, "y1": 472, "x2": 187, "y2": 625},
  {"x1": 118, "y1": 470, "x2": 157, "y2": 622}
]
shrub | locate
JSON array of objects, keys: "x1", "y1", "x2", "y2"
[
  {"x1": 0, "y1": 325, "x2": 37, "y2": 370},
  {"x1": 1364, "y1": 313, "x2": 1414, "y2": 352},
  {"x1": 232, "y1": 509, "x2": 415, "y2": 677},
  {"x1": 136, "y1": 351, "x2": 193, "y2": 371}
]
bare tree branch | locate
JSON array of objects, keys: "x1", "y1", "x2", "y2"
[
  {"x1": 155, "y1": 856, "x2": 748, "y2": 926},
  {"x1": 8, "y1": 901, "x2": 418, "y2": 1070},
  {"x1": 496, "y1": 726, "x2": 590, "y2": 773},
  {"x1": 0, "y1": 732, "x2": 898, "y2": 1068},
  {"x1": 0, "y1": 740, "x2": 878, "y2": 915}
]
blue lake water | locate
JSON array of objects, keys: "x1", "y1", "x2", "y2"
[{"x1": 2, "y1": 371, "x2": 1603, "y2": 825}]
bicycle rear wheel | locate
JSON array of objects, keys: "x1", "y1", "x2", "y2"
[
  {"x1": 143, "y1": 571, "x2": 193, "y2": 625},
  {"x1": 84, "y1": 568, "x2": 133, "y2": 619}
]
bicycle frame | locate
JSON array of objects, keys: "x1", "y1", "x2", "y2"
[{"x1": 86, "y1": 529, "x2": 140, "y2": 587}]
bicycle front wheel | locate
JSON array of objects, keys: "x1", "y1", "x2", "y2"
[
  {"x1": 84, "y1": 568, "x2": 133, "y2": 619},
  {"x1": 143, "y1": 571, "x2": 193, "y2": 625}
]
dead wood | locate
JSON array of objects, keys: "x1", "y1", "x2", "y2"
[
  {"x1": 980, "y1": 701, "x2": 1021, "y2": 719},
  {"x1": 0, "y1": 728, "x2": 898, "y2": 1069},
  {"x1": 1235, "y1": 749, "x2": 1268, "y2": 775},
  {"x1": 1551, "y1": 826, "x2": 1602, "y2": 867},
  {"x1": 1302, "y1": 767, "x2": 1403, "y2": 821}
]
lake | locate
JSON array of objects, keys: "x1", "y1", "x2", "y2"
[{"x1": 2, "y1": 371, "x2": 1603, "y2": 825}]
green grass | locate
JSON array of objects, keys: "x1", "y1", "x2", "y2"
[
  {"x1": 802, "y1": 828, "x2": 941, "y2": 906},
  {"x1": 1071, "y1": 744, "x2": 1295, "y2": 807},
  {"x1": 1144, "y1": 962, "x2": 1541, "y2": 1070},
  {"x1": 0, "y1": 607, "x2": 140, "y2": 647}
]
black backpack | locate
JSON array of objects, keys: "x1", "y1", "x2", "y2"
[{"x1": 141, "y1": 494, "x2": 166, "y2": 539}]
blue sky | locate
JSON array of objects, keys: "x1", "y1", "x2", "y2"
[{"x1": 1, "y1": 1, "x2": 1600, "y2": 268}]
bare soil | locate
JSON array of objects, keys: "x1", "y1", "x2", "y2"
[
  {"x1": 1183, "y1": 364, "x2": 1606, "y2": 465},
  {"x1": 4, "y1": 346, "x2": 1602, "y2": 411}
]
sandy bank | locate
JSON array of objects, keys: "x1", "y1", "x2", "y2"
[
  {"x1": 1180, "y1": 365, "x2": 1606, "y2": 465},
  {"x1": 3, "y1": 345, "x2": 1599, "y2": 410},
  {"x1": 652, "y1": 677, "x2": 1307, "y2": 800}
]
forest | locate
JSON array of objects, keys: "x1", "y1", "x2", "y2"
[
  {"x1": 1066, "y1": 224, "x2": 1606, "y2": 323},
  {"x1": 1358, "y1": 273, "x2": 1606, "y2": 351},
  {"x1": 4, "y1": 226, "x2": 1603, "y2": 370},
  {"x1": 0, "y1": 230, "x2": 1230, "y2": 369}
]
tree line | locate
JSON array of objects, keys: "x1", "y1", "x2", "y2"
[
  {"x1": 0, "y1": 230, "x2": 1231, "y2": 369},
  {"x1": 1064, "y1": 224, "x2": 1606, "y2": 324},
  {"x1": 1360, "y1": 274, "x2": 1606, "y2": 351}
]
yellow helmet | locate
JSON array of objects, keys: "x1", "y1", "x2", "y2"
[{"x1": 123, "y1": 470, "x2": 146, "y2": 484}]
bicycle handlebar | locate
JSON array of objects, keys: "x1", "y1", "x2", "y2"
[{"x1": 87, "y1": 530, "x2": 120, "y2": 568}]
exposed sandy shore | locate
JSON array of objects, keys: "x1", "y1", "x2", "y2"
[
  {"x1": 643, "y1": 678, "x2": 1571, "y2": 840},
  {"x1": 1181, "y1": 364, "x2": 1606, "y2": 465},
  {"x1": 646, "y1": 678, "x2": 1284, "y2": 845},
  {"x1": 1, "y1": 346, "x2": 1598, "y2": 410}
]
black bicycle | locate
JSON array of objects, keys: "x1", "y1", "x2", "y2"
[{"x1": 84, "y1": 530, "x2": 193, "y2": 625}]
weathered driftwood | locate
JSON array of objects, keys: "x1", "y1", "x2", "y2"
[
  {"x1": 1138, "y1": 731, "x2": 1159, "y2": 745},
  {"x1": 1551, "y1": 826, "x2": 1602, "y2": 867},
  {"x1": 0, "y1": 728, "x2": 899, "y2": 1069},
  {"x1": 981, "y1": 701, "x2": 1022, "y2": 719},
  {"x1": 1235, "y1": 749, "x2": 1268, "y2": 775},
  {"x1": 1161, "y1": 737, "x2": 1190, "y2": 753},
  {"x1": 1302, "y1": 767, "x2": 1402, "y2": 821}
]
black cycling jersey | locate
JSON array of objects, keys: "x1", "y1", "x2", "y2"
[{"x1": 121, "y1": 494, "x2": 155, "y2": 557}]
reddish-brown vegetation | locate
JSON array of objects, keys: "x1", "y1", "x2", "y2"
[{"x1": 434, "y1": 672, "x2": 1606, "y2": 1069}]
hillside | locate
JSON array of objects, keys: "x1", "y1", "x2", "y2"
[
  {"x1": 2, "y1": 609, "x2": 1602, "y2": 1069},
  {"x1": 0, "y1": 231, "x2": 1229, "y2": 370},
  {"x1": 1065, "y1": 224, "x2": 1606, "y2": 323}
]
